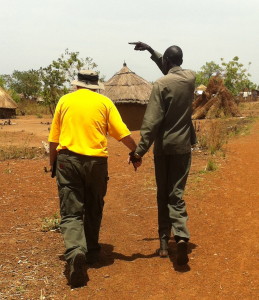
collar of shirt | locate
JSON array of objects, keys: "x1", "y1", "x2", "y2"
[{"x1": 168, "y1": 66, "x2": 182, "y2": 74}]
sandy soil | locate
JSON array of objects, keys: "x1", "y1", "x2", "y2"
[
  {"x1": 0, "y1": 111, "x2": 258, "y2": 299},
  {"x1": 0, "y1": 115, "x2": 52, "y2": 147}
]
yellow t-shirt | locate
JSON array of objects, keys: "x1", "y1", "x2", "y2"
[{"x1": 48, "y1": 89, "x2": 131, "y2": 157}]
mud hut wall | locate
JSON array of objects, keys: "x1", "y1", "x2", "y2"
[
  {"x1": 0, "y1": 108, "x2": 16, "y2": 119},
  {"x1": 116, "y1": 104, "x2": 147, "y2": 131}
]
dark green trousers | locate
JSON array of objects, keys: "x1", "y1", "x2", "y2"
[
  {"x1": 154, "y1": 153, "x2": 191, "y2": 245},
  {"x1": 56, "y1": 150, "x2": 108, "y2": 262}
]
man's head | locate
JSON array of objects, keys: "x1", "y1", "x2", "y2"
[
  {"x1": 162, "y1": 46, "x2": 183, "y2": 74},
  {"x1": 72, "y1": 70, "x2": 104, "y2": 91}
]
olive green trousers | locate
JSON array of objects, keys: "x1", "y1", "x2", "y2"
[
  {"x1": 56, "y1": 150, "x2": 108, "y2": 262},
  {"x1": 154, "y1": 153, "x2": 191, "y2": 246}
]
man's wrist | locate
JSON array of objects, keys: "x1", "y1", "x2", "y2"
[
  {"x1": 129, "y1": 151, "x2": 142, "y2": 164},
  {"x1": 134, "y1": 152, "x2": 141, "y2": 159}
]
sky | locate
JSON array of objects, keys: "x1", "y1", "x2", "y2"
[{"x1": 1, "y1": 0, "x2": 259, "y2": 84}]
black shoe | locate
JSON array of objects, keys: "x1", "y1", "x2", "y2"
[
  {"x1": 176, "y1": 240, "x2": 189, "y2": 265},
  {"x1": 70, "y1": 253, "x2": 87, "y2": 288}
]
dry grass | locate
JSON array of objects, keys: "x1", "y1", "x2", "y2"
[
  {"x1": 0, "y1": 146, "x2": 45, "y2": 160},
  {"x1": 17, "y1": 100, "x2": 50, "y2": 116},
  {"x1": 195, "y1": 120, "x2": 228, "y2": 154},
  {"x1": 194, "y1": 116, "x2": 257, "y2": 155},
  {"x1": 0, "y1": 131, "x2": 46, "y2": 160}
]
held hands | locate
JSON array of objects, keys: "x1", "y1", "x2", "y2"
[
  {"x1": 128, "y1": 151, "x2": 142, "y2": 171},
  {"x1": 128, "y1": 41, "x2": 152, "y2": 52}
]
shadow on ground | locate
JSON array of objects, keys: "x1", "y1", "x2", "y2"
[
  {"x1": 59, "y1": 239, "x2": 197, "y2": 287},
  {"x1": 89, "y1": 243, "x2": 158, "y2": 269}
]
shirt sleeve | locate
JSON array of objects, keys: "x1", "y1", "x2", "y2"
[
  {"x1": 48, "y1": 100, "x2": 61, "y2": 143},
  {"x1": 107, "y1": 103, "x2": 131, "y2": 141},
  {"x1": 135, "y1": 82, "x2": 165, "y2": 156},
  {"x1": 150, "y1": 50, "x2": 164, "y2": 73}
]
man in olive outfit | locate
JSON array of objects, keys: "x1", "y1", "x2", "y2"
[
  {"x1": 48, "y1": 70, "x2": 140, "y2": 287},
  {"x1": 130, "y1": 42, "x2": 196, "y2": 265}
]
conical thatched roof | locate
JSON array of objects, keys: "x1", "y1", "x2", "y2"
[
  {"x1": 0, "y1": 87, "x2": 17, "y2": 109},
  {"x1": 103, "y1": 63, "x2": 152, "y2": 105}
]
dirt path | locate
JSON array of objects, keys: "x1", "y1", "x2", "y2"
[
  {"x1": 0, "y1": 116, "x2": 52, "y2": 147},
  {"x1": 0, "y1": 119, "x2": 258, "y2": 299}
]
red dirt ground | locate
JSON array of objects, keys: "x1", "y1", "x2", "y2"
[{"x1": 0, "y1": 113, "x2": 258, "y2": 299}]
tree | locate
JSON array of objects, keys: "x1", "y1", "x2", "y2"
[
  {"x1": 220, "y1": 57, "x2": 256, "y2": 95},
  {"x1": 0, "y1": 76, "x2": 6, "y2": 88},
  {"x1": 3, "y1": 70, "x2": 42, "y2": 100},
  {"x1": 40, "y1": 49, "x2": 101, "y2": 115},
  {"x1": 196, "y1": 57, "x2": 256, "y2": 96},
  {"x1": 196, "y1": 61, "x2": 223, "y2": 87}
]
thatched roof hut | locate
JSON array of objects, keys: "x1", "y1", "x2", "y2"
[
  {"x1": 0, "y1": 87, "x2": 17, "y2": 118},
  {"x1": 103, "y1": 63, "x2": 152, "y2": 130},
  {"x1": 195, "y1": 84, "x2": 207, "y2": 96}
]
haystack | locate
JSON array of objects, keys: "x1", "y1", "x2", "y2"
[
  {"x1": 192, "y1": 76, "x2": 240, "y2": 119},
  {"x1": 0, "y1": 87, "x2": 17, "y2": 118},
  {"x1": 103, "y1": 63, "x2": 152, "y2": 130}
]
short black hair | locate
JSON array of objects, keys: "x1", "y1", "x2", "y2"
[{"x1": 163, "y1": 46, "x2": 183, "y2": 66}]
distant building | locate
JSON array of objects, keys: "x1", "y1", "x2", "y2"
[
  {"x1": 239, "y1": 89, "x2": 256, "y2": 101},
  {"x1": 195, "y1": 84, "x2": 207, "y2": 95},
  {"x1": 103, "y1": 63, "x2": 152, "y2": 131},
  {"x1": 0, "y1": 87, "x2": 17, "y2": 118}
]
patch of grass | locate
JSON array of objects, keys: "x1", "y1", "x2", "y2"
[
  {"x1": 0, "y1": 146, "x2": 45, "y2": 160},
  {"x1": 0, "y1": 132, "x2": 46, "y2": 160},
  {"x1": 198, "y1": 169, "x2": 207, "y2": 175},
  {"x1": 227, "y1": 117, "x2": 258, "y2": 137},
  {"x1": 41, "y1": 212, "x2": 60, "y2": 232},
  {"x1": 196, "y1": 116, "x2": 258, "y2": 156},
  {"x1": 16, "y1": 284, "x2": 27, "y2": 294},
  {"x1": 191, "y1": 174, "x2": 205, "y2": 183},
  {"x1": 206, "y1": 158, "x2": 217, "y2": 172}
]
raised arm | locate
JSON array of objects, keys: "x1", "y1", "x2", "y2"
[
  {"x1": 129, "y1": 41, "x2": 164, "y2": 73},
  {"x1": 129, "y1": 41, "x2": 154, "y2": 54}
]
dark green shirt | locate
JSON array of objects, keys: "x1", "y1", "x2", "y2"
[{"x1": 136, "y1": 51, "x2": 196, "y2": 156}]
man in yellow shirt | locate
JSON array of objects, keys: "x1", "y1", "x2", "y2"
[{"x1": 48, "y1": 70, "x2": 141, "y2": 288}]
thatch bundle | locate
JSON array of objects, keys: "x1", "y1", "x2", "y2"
[
  {"x1": 192, "y1": 76, "x2": 240, "y2": 119},
  {"x1": 103, "y1": 63, "x2": 152, "y2": 105}
]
